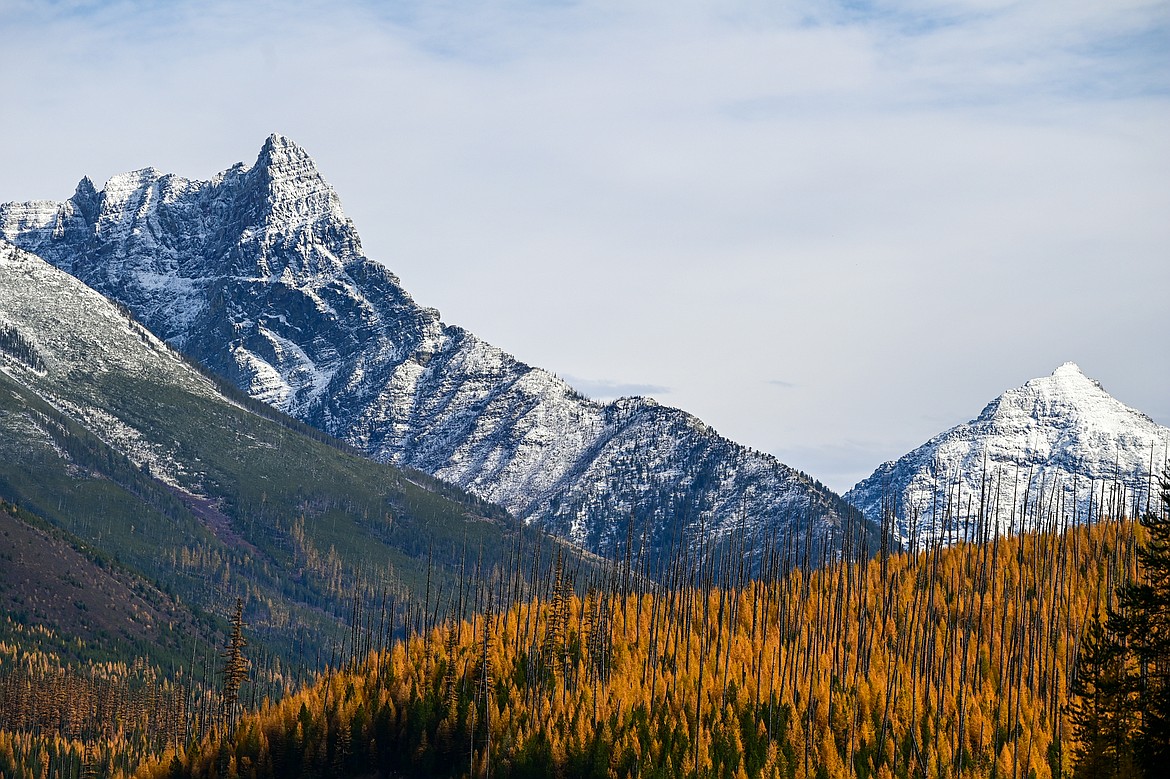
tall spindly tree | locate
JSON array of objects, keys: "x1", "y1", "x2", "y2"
[{"x1": 221, "y1": 597, "x2": 249, "y2": 732}]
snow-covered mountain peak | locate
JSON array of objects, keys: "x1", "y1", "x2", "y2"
[
  {"x1": 258, "y1": 132, "x2": 314, "y2": 166},
  {"x1": 0, "y1": 138, "x2": 862, "y2": 557},
  {"x1": 1025, "y1": 361, "x2": 1092, "y2": 394},
  {"x1": 1052, "y1": 360, "x2": 1084, "y2": 377},
  {"x1": 94, "y1": 168, "x2": 199, "y2": 239},
  {"x1": 72, "y1": 175, "x2": 99, "y2": 211},
  {"x1": 1028, "y1": 361, "x2": 1100, "y2": 395},
  {"x1": 246, "y1": 133, "x2": 346, "y2": 229},
  {"x1": 103, "y1": 167, "x2": 165, "y2": 196},
  {"x1": 979, "y1": 362, "x2": 1155, "y2": 437},
  {"x1": 846, "y1": 364, "x2": 1170, "y2": 546}
]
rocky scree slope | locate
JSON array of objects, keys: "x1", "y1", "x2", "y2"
[
  {"x1": 845, "y1": 362, "x2": 1170, "y2": 547},
  {"x1": 0, "y1": 135, "x2": 859, "y2": 555}
]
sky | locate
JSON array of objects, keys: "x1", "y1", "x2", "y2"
[{"x1": 1, "y1": 0, "x2": 1168, "y2": 493}]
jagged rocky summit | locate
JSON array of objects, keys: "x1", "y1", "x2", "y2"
[
  {"x1": 0, "y1": 134, "x2": 859, "y2": 555},
  {"x1": 845, "y1": 363, "x2": 1170, "y2": 547}
]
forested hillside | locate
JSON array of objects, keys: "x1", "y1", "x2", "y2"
[
  {"x1": 0, "y1": 243, "x2": 590, "y2": 673},
  {"x1": 142, "y1": 492, "x2": 1163, "y2": 779}
]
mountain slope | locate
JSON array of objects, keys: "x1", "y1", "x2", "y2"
[
  {"x1": 151, "y1": 511, "x2": 1142, "y2": 779},
  {"x1": 845, "y1": 362, "x2": 1170, "y2": 546},
  {"x1": 0, "y1": 499, "x2": 202, "y2": 665},
  {"x1": 0, "y1": 134, "x2": 859, "y2": 555},
  {"x1": 0, "y1": 240, "x2": 543, "y2": 663}
]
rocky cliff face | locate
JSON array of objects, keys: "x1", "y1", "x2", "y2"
[
  {"x1": 845, "y1": 363, "x2": 1170, "y2": 547},
  {"x1": 1, "y1": 135, "x2": 858, "y2": 554}
]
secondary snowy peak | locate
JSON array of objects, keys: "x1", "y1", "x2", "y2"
[
  {"x1": 0, "y1": 136, "x2": 860, "y2": 556},
  {"x1": 965, "y1": 362, "x2": 1164, "y2": 469},
  {"x1": 845, "y1": 363, "x2": 1170, "y2": 547}
]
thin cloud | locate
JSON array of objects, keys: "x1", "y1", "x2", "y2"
[
  {"x1": 563, "y1": 376, "x2": 671, "y2": 402},
  {"x1": 770, "y1": 441, "x2": 906, "y2": 494}
]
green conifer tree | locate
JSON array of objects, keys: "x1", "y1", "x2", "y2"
[
  {"x1": 1073, "y1": 468, "x2": 1170, "y2": 779},
  {"x1": 221, "y1": 597, "x2": 249, "y2": 732},
  {"x1": 1069, "y1": 616, "x2": 1139, "y2": 778},
  {"x1": 1111, "y1": 472, "x2": 1170, "y2": 771}
]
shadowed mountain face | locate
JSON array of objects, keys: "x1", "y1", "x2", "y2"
[
  {"x1": 846, "y1": 362, "x2": 1170, "y2": 547},
  {"x1": 0, "y1": 134, "x2": 860, "y2": 555}
]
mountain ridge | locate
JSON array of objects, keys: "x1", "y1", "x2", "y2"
[
  {"x1": 0, "y1": 134, "x2": 860, "y2": 555},
  {"x1": 0, "y1": 239, "x2": 548, "y2": 665}
]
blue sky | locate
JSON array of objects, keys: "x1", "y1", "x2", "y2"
[{"x1": 2, "y1": 0, "x2": 1168, "y2": 491}]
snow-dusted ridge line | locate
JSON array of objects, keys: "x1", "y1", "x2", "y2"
[
  {"x1": 0, "y1": 241, "x2": 218, "y2": 396},
  {"x1": 845, "y1": 362, "x2": 1170, "y2": 547},
  {"x1": 0, "y1": 241, "x2": 240, "y2": 490},
  {"x1": 0, "y1": 135, "x2": 858, "y2": 554}
]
